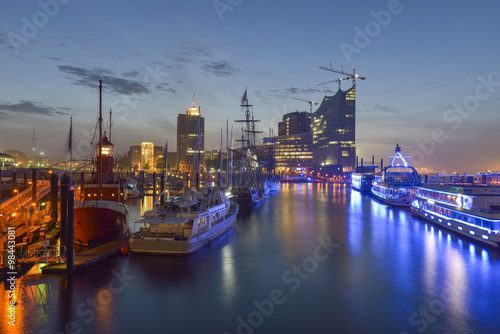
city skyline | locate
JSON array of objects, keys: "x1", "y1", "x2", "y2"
[{"x1": 1, "y1": 0, "x2": 500, "y2": 173}]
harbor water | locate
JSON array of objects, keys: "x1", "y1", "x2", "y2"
[{"x1": 2, "y1": 183, "x2": 500, "y2": 333}]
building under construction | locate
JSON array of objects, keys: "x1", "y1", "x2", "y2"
[{"x1": 311, "y1": 86, "x2": 356, "y2": 172}]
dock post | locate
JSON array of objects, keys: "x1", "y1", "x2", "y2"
[
  {"x1": 51, "y1": 173, "x2": 58, "y2": 223},
  {"x1": 12, "y1": 170, "x2": 16, "y2": 196},
  {"x1": 60, "y1": 174, "x2": 70, "y2": 255},
  {"x1": 140, "y1": 171, "x2": 145, "y2": 191},
  {"x1": 32, "y1": 169, "x2": 37, "y2": 204},
  {"x1": 160, "y1": 174, "x2": 165, "y2": 205},
  {"x1": 67, "y1": 189, "x2": 74, "y2": 278},
  {"x1": 153, "y1": 172, "x2": 156, "y2": 197}
]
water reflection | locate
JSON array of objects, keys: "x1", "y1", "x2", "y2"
[{"x1": 2, "y1": 184, "x2": 500, "y2": 333}]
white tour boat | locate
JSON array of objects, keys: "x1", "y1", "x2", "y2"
[
  {"x1": 129, "y1": 187, "x2": 239, "y2": 255},
  {"x1": 371, "y1": 144, "x2": 422, "y2": 206},
  {"x1": 411, "y1": 181, "x2": 500, "y2": 248}
]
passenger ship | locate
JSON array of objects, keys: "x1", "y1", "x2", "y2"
[
  {"x1": 129, "y1": 187, "x2": 239, "y2": 255},
  {"x1": 351, "y1": 164, "x2": 377, "y2": 194},
  {"x1": 371, "y1": 144, "x2": 422, "y2": 206},
  {"x1": 411, "y1": 181, "x2": 500, "y2": 248}
]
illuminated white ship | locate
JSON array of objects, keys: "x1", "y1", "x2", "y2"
[
  {"x1": 411, "y1": 180, "x2": 500, "y2": 248},
  {"x1": 129, "y1": 187, "x2": 238, "y2": 255},
  {"x1": 371, "y1": 144, "x2": 422, "y2": 206}
]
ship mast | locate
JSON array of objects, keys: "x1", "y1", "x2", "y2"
[
  {"x1": 109, "y1": 109, "x2": 112, "y2": 143},
  {"x1": 235, "y1": 89, "x2": 262, "y2": 186},
  {"x1": 98, "y1": 80, "x2": 103, "y2": 200}
]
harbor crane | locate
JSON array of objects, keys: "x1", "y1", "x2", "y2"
[
  {"x1": 317, "y1": 63, "x2": 366, "y2": 88},
  {"x1": 290, "y1": 96, "x2": 318, "y2": 113},
  {"x1": 316, "y1": 76, "x2": 352, "y2": 89}
]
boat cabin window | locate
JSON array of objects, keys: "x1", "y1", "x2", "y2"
[{"x1": 482, "y1": 220, "x2": 491, "y2": 230}]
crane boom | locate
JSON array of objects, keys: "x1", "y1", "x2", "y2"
[
  {"x1": 318, "y1": 63, "x2": 366, "y2": 87},
  {"x1": 291, "y1": 96, "x2": 318, "y2": 113}
]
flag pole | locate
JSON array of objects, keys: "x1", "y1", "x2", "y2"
[{"x1": 69, "y1": 117, "x2": 73, "y2": 184}]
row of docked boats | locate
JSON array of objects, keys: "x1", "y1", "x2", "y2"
[
  {"x1": 130, "y1": 89, "x2": 280, "y2": 254},
  {"x1": 352, "y1": 144, "x2": 500, "y2": 248},
  {"x1": 71, "y1": 83, "x2": 280, "y2": 256}
]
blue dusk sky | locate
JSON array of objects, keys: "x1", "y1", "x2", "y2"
[{"x1": 0, "y1": 0, "x2": 499, "y2": 173}]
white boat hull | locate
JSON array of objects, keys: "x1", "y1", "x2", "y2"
[
  {"x1": 411, "y1": 205, "x2": 500, "y2": 248},
  {"x1": 129, "y1": 209, "x2": 238, "y2": 255}
]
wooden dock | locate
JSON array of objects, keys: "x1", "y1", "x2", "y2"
[{"x1": 42, "y1": 238, "x2": 129, "y2": 274}]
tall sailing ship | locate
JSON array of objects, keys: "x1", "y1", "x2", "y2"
[
  {"x1": 371, "y1": 144, "x2": 422, "y2": 206},
  {"x1": 73, "y1": 80, "x2": 129, "y2": 247},
  {"x1": 231, "y1": 89, "x2": 267, "y2": 206}
]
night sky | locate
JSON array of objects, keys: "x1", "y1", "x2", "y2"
[{"x1": 1, "y1": 0, "x2": 499, "y2": 173}]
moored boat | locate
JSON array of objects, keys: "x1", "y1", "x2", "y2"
[
  {"x1": 351, "y1": 164, "x2": 377, "y2": 194},
  {"x1": 231, "y1": 89, "x2": 268, "y2": 206},
  {"x1": 231, "y1": 185, "x2": 266, "y2": 206},
  {"x1": 266, "y1": 177, "x2": 281, "y2": 192},
  {"x1": 411, "y1": 182, "x2": 500, "y2": 248},
  {"x1": 129, "y1": 187, "x2": 238, "y2": 255},
  {"x1": 73, "y1": 81, "x2": 129, "y2": 248},
  {"x1": 282, "y1": 173, "x2": 311, "y2": 183},
  {"x1": 371, "y1": 144, "x2": 422, "y2": 206}
]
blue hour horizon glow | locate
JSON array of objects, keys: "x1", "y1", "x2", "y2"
[{"x1": 1, "y1": 0, "x2": 499, "y2": 173}]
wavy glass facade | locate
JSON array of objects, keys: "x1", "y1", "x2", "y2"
[{"x1": 312, "y1": 86, "x2": 356, "y2": 171}]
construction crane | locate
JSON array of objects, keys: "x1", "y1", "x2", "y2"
[
  {"x1": 291, "y1": 96, "x2": 318, "y2": 113},
  {"x1": 316, "y1": 76, "x2": 351, "y2": 89},
  {"x1": 318, "y1": 63, "x2": 366, "y2": 87}
]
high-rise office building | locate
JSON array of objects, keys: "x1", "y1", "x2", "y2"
[
  {"x1": 129, "y1": 142, "x2": 163, "y2": 172},
  {"x1": 270, "y1": 112, "x2": 313, "y2": 175},
  {"x1": 311, "y1": 86, "x2": 356, "y2": 171},
  {"x1": 130, "y1": 145, "x2": 141, "y2": 170},
  {"x1": 278, "y1": 111, "x2": 311, "y2": 136},
  {"x1": 177, "y1": 103, "x2": 205, "y2": 171}
]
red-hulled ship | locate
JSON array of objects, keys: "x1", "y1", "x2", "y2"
[{"x1": 73, "y1": 80, "x2": 129, "y2": 248}]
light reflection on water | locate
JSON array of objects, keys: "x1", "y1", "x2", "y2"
[{"x1": 1, "y1": 184, "x2": 500, "y2": 333}]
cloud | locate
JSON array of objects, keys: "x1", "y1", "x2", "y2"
[
  {"x1": 123, "y1": 70, "x2": 140, "y2": 78},
  {"x1": 173, "y1": 56, "x2": 193, "y2": 64},
  {"x1": 59, "y1": 65, "x2": 150, "y2": 95},
  {"x1": 255, "y1": 89, "x2": 287, "y2": 100},
  {"x1": 155, "y1": 83, "x2": 177, "y2": 94},
  {"x1": 200, "y1": 60, "x2": 240, "y2": 77},
  {"x1": 0, "y1": 100, "x2": 72, "y2": 116},
  {"x1": 365, "y1": 104, "x2": 400, "y2": 113},
  {"x1": 40, "y1": 56, "x2": 61, "y2": 61}
]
